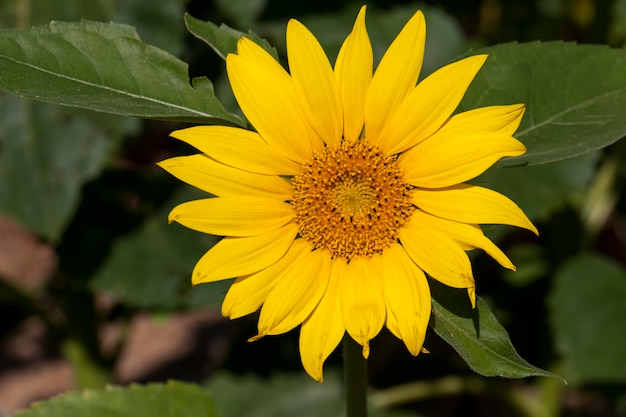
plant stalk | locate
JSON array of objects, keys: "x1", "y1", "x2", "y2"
[{"x1": 343, "y1": 335, "x2": 368, "y2": 417}]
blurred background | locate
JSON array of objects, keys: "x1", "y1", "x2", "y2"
[{"x1": 1, "y1": 0, "x2": 626, "y2": 416}]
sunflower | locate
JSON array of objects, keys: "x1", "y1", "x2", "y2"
[{"x1": 158, "y1": 6, "x2": 537, "y2": 382}]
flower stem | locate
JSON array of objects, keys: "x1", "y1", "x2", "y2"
[{"x1": 343, "y1": 335, "x2": 367, "y2": 417}]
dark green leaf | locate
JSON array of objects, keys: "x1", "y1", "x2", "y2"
[
  {"x1": 430, "y1": 282, "x2": 557, "y2": 379},
  {"x1": 461, "y1": 42, "x2": 626, "y2": 166},
  {"x1": 0, "y1": 21, "x2": 243, "y2": 125},
  {"x1": 0, "y1": 93, "x2": 112, "y2": 241},
  {"x1": 14, "y1": 381, "x2": 217, "y2": 417},
  {"x1": 185, "y1": 14, "x2": 278, "y2": 61},
  {"x1": 91, "y1": 185, "x2": 229, "y2": 310},
  {"x1": 548, "y1": 253, "x2": 626, "y2": 383}
]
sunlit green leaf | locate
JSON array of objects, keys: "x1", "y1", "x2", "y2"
[
  {"x1": 13, "y1": 381, "x2": 217, "y2": 417},
  {"x1": 548, "y1": 253, "x2": 626, "y2": 383},
  {"x1": 91, "y1": 185, "x2": 229, "y2": 310},
  {"x1": 184, "y1": 14, "x2": 278, "y2": 61},
  {"x1": 430, "y1": 282, "x2": 557, "y2": 379},
  {"x1": 0, "y1": 93, "x2": 112, "y2": 241},
  {"x1": 461, "y1": 42, "x2": 626, "y2": 166},
  {"x1": 0, "y1": 21, "x2": 243, "y2": 125}
]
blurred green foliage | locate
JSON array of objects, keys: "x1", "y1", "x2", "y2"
[{"x1": 2, "y1": 0, "x2": 626, "y2": 416}]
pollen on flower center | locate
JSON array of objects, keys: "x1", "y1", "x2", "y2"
[
  {"x1": 292, "y1": 140, "x2": 414, "y2": 261},
  {"x1": 333, "y1": 178, "x2": 376, "y2": 217}
]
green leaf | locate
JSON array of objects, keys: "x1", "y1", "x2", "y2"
[
  {"x1": 91, "y1": 185, "x2": 229, "y2": 310},
  {"x1": 430, "y1": 282, "x2": 557, "y2": 379},
  {"x1": 185, "y1": 14, "x2": 278, "y2": 61},
  {"x1": 460, "y1": 42, "x2": 626, "y2": 166},
  {"x1": 548, "y1": 253, "x2": 626, "y2": 383},
  {"x1": 0, "y1": 93, "x2": 112, "y2": 241},
  {"x1": 14, "y1": 381, "x2": 217, "y2": 417},
  {"x1": 0, "y1": 21, "x2": 243, "y2": 125}
]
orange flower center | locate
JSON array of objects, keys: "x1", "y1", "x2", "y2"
[{"x1": 292, "y1": 140, "x2": 414, "y2": 261}]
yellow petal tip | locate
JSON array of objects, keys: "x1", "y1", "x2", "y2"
[
  {"x1": 191, "y1": 272, "x2": 205, "y2": 286},
  {"x1": 248, "y1": 334, "x2": 264, "y2": 342},
  {"x1": 362, "y1": 342, "x2": 370, "y2": 359},
  {"x1": 309, "y1": 371, "x2": 324, "y2": 383},
  {"x1": 467, "y1": 286, "x2": 476, "y2": 308},
  {"x1": 531, "y1": 224, "x2": 540, "y2": 236}
]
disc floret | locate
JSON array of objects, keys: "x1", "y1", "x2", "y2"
[{"x1": 293, "y1": 140, "x2": 414, "y2": 260}]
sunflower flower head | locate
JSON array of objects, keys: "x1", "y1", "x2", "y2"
[{"x1": 159, "y1": 6, "x2": 537, "y2": 382}]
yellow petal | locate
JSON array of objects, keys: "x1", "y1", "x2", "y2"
[
  {"x1": 227, "y1": 38, "x2": 321, "y2": 163},
  {"x1": 168, "y1": 197, "x2": 294, "y2": 237},
  {"x1": 191, "y1": 222, "x2": 299, "y2": 285},
  {"x1": 399, "y1": 215, "x2": 475, "y2": 289},
  {"x1": 299, "y1": 268, "x2": 345, "y2": 382},
  {"x1": 381, "y1": 244, "x2": 431, "y2": 355},
  {"x1": 257, "y1": 244, "x2": 331, "y2": 336},
  {"x1": 334, "y1": 6, "x2": 372, "y2": 142},
  {"x1": 287, "y1": 19, "x2": 343, "y2": 147},
  {"x1": 412, "y1": 184, "x2": 538, "y2": 234},
  {"x1": 379, "y1": 55, "x2": 488, "y2": 155},
  {"x1": 158, "y1": 154, "x2": 293, "y2": 200},
  {"x1": 467, "y1": 286, "x2": 476, "y2": 308},
  {"x1": 437, "y1": 104, "x2": 526, "y2": 138},
  {"x1": 398, "y1": 133, "x2": 526, "y2": 188},
  {"x1": 339, "y1": 256, "x2": 385, "y2": 358},
  {"x1": 410, "y1": 210, "x2": 515, "y2": 270},
  {"x1": 364, "y1": 10, "x2": 425, "y2": 145},
  {"x1": 170, "y1": 126, "x2": 300, "y2": 176},
  {"x1": 221, "y1": 238, "x2": 306, "y2": 319}
]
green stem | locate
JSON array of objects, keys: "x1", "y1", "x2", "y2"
[{"x1": 343, "y1": 335, "x2": 368, "y2": 417}]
